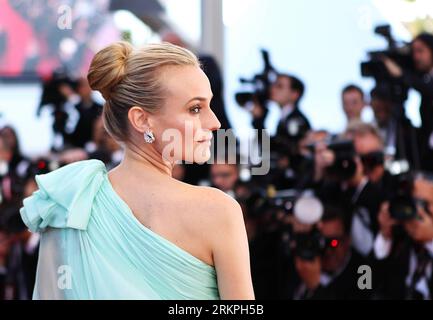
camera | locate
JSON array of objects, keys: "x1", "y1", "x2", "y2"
[
  {"x1": 360, "y1": 150, "x2": 385, "y2": 174},
  {"x1": 307, "y1": 138, "x2": 357, "y2": 182},
  {"x1": 37, "y1": 68, "x2": 79, "y2": 143},
  {"x1": 361, "y1": 24, "x2": 413, "y2": 103},
  {"x1": 326, "y1": 139, "x2": 357, "y2": 182},
  {"x1": 245, "y1": 186, "x2": 297, "y2": 219},
  {"x1": 247, "y1": 186, "x2": 323, "y2": 221},
  {"x1": 387, "y1": 169, "x2": 417, "y2": 221},
  {"x1": 291, "y1": 229, "x2": 346, "y2": 261},
  {"x1": 383, "y1": 158, "x2": 422, "y2": 221},
  {"x1": 235, "y1": 49, "x2": 278, "y2": 108},
  {"x1": 292, "y1": 228, "x2": 325, "y2": 261}
]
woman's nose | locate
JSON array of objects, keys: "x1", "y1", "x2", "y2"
[{"x1": 207, "y1": 109, "x2": 222, "y2": 132}]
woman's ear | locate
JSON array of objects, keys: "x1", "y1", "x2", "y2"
[{"x1": 127, "y1": 106, "x2": 152, "y2": 133}]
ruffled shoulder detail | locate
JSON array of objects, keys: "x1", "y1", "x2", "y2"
[{"x1": 20, "y1": 159, "x2": 107, "y2": 232}]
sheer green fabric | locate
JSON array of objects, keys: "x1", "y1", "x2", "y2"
[{"x1": 20, "y1": 159, "x2": 220, "y2": 300}]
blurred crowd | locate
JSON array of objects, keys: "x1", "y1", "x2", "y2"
[
  {"x1": 0, "y1": 0, "x2": 115, "y2": 79},
  {"x1": 0, "y1": 74, "x2": 122, "y2": 299},
  {"x1": 2, "y1": 30, "x2": 433, "y2": 300}
]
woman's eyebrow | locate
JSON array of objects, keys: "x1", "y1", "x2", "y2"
[{"x1": 184, "y1": 94, "x2": 214, "y2": 106}]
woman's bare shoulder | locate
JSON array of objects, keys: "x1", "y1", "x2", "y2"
[
  {"x1": 189, "y1": 186, "x2": 248, "y2": 261},
  {"x1": 169, "y1": 182, "x2": 246, "y2": 262},
  {"x1": 188, "y1": 185, "x2": 243, "y2": 223},
  {"x1": 172, "y1": 179, "x2": 237, "y2": 208},
  {"x1": 168, "y1": 179, "x2": 243, "y2": 227}
]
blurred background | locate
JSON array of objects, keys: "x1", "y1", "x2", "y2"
[
  {"x1": 1, "y1": 0, "x2": 433, "y2": 300},
  {"x1": 2, "y1": 0, "x2": 432, "y2": 155}
]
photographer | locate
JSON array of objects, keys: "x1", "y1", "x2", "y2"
[
  {"x1": 0, "y1": 126, "x2": 30, "y2": 179},
  {"x1": 235, "y1": 183, "x2": 287, "y2": 299},
  {"x1": 85, "y1": 116, "x2": 123, "y2": 170},
  {"x1": 347, "y1": 121, "x2": 386, "y2": 184},
  {"x1": 292, "y1": 203, "x2": 371, "y2": 300},
  {"x1": 270, "y1": 74, "x2": 311, "y2": 155},
  {"x1": 374, "y1": 181, "x2": 433, "y2": 299},
  {"x1": 249, "y1": 73, "x2": 310, "y2": 143},
  {"x1": 0, "y1": 227, "x2": 11, "y2": 299},
  {"x1": 313, "y1": 135, "x2": 383, "y2": 257},
  {"x1": 382, "y1": 33, "x2": 433, "y2": 172},
  {"x1": 65, "y1": 77, "x2": 103, "y2": 149},
  {"x1": 0, "y1": 129, "x2": 30, "y2": 204},
  {"x1": 0, "y1": 145, "x2": 42, "y2": 300},
  {"x1": 298, "y1": 130, "x2": 331, "y2": 187},
  {"x1": 370, "y1": 84, "x2": 419, "y2": 167},
  {"x1": 38, "y1": 71, "x2": 102, "y2": 152},
  {"x1": 248, "y1": 74, "x2": 312, "y2": 190}
]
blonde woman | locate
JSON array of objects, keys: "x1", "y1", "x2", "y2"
[{"x1": 20, "y1": 42, "x2": 254, "y2": 300}]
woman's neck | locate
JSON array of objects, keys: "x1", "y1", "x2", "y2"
[{"x1": 121, "y1": 142, "x2": 174, "y2": 178}]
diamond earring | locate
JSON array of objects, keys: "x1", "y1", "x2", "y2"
[{"x1": 144, "y1": 129, "x2": 155, "y2": 144}]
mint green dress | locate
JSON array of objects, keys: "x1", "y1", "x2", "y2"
[{"x1": 20, "y1": 159, "x2": 220, "y2": 300}]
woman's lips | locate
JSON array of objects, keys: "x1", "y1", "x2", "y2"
[{"x1": 197, "y1": 138, "x2": 212, "y2": 144}]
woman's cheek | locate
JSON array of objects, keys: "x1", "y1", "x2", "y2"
[{"x1": 157, "y1": 115, "x2": 204, "y2": 162}]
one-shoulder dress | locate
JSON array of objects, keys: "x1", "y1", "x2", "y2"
[{"x1": 20, "y1": 159, "x2": 220, "y2": 300}]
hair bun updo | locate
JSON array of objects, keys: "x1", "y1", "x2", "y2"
[
  {"x1": 87, "y1": 41, "x2": 133, "y2": 100},
  {"x1": 86, "y1": 40, "x2": 200, "y2": 142}
]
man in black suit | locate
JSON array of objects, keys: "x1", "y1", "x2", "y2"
[
  {"x1": 313, "y1": 135, "x2": 383, "y2": 258},
  {"x1": 269, "y1": 74, "x2": 311, "y2": 155},
  {"x1": 370, "y1": 84, "x2": 420, "y2": 169},
  {"x1": 341, "y1": 84, "x2": 367, "y2": 124},
  {"x1": 65, "y1": 77, "x2": 103, "y2": 149},
  {"x1": 382, "y1": 33, "x2": 433, "y2": 172},
  {"x1": 291, "y1": 204, "x2": 372, "y2": 300},
  {"x1": 0, "y1": 228, "x2": 9, "y2": 300},
  {"x1": 373, "y1": 179, "x2": 433, "y2": 300},
  {"x1": 249, "y1": 73, "x2": 311, "y2": 190}
]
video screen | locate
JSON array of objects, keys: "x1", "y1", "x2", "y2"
[{"x1": 0, "y1": 0, "x2": 118, "y2": 80}]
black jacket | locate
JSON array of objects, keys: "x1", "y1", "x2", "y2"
[
  {"x1": 374, "y1": 230, "x2": 433, "y2": 300},
  {"x1": 66, "y1": 100, "x2": 102, "y2": 148},
  {"x1": 291, "y1": 249, "x2": 373, "y2": 300},
  {"x1": 402, "y1": 71, "x2": 433, "y2": 172},
  {"x1": 271, "y1": 107, "x2": 311, "y2": 157},
  {"x1": 275, "y1": 107, "x2": 311, "y2": 140}
]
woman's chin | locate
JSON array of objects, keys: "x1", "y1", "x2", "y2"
[
  {"x1": 192, "y1": 148, "x2": 211, "y2": 164},
  {"x1": 194, "y1": 155, "x2": 211, "y2": 164}
]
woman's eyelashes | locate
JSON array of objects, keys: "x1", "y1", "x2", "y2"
[{"x1": 189, "y1": 105, "x2": 202, "y2": 114}]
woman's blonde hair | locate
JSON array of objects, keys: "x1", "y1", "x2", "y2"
[{"x1": 87, "y1": 41, "x2": 200, "y2": 142}]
